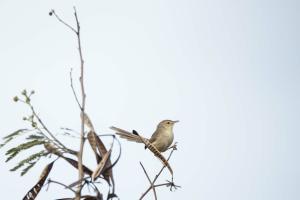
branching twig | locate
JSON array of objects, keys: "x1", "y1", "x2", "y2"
[
  {"x1": 29, "y1": 105, "x2": 77, "y2": 155},
  {"x1": 47, "y1": 179, "x2": 76, "y2": 193},
  {"x1": 19, "y1": 95, "x2": 74, "y2": 155},
  {"x1": 139, "y1": 146, "x2": 179, "y2": 200},
  {"x1": 50, "y1": 9, "x2": 77, "y2": 33},
  {"x1": 73, "y1": 6, "x2": 87, "y2": 200},
  {"x1": 70, "y1": 68, "x2": 82, "y2": 109},
  {"x1": 51, "y1": 7, "x2": 87, "y2": 200},
  {"x1": 154, "y1": 181, "x2": 181, "y2": 190},
  {"x1": 140, "y1": 162, "x2": 157, "y2": 200}
]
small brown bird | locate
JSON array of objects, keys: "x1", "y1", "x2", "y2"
[{"x1": 110, "y1": 120, "x2": 179, "y2": 152}]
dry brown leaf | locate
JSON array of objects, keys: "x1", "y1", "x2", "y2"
[
  {"x1": 81, "y1": 195, "x2": 102, "y2": 200},
  {"x1": 23, "y1": 161, "x2": 55, "y2": 200},
  {"x1": 87, "y1": 131, "x2": 102, "y2": 163},
  {"x1": 81, "y1": 112, "x2": 94, "y2": 130},
  {"x1": 94, "y1": 134, "x2": 115, "y2": 190},
  {"x1": 87, "y1": 131, "x2": 114, "y2": 188},
  {"x1": 62, "y1": 156, "x2": 93, "y2": 176},
  {"x1": 92, "y1": 148, "x2": 112, "y2": 181},
  {"x1": 93, "y1": 131, "x2": 107, "y2": 156}
]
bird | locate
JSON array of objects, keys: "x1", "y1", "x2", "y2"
[
  {"x1": 110, "y1": 120, "x2": 179, "y2": 152},
  {"x1": 110, "y1": 120, "x2": 179, "y2": 175}
]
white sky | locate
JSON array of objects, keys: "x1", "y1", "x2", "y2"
[{"x1": 0, "y1": 0, "x2": 299, "y2": 199}]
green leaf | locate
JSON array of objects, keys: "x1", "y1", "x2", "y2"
[
  {"x1": 23, "y1": 161, "x2": 55, "y2": 200},
  {"x1": 26, "y1": 135, "x2": 45, "y2": 140},
  {"x1": 3, "y1": 129, "x2": 28, "y2": 140},
  {"x1": 10, "y1": 150, "x2": 46, "y2": 173},
  {"x1": 21, "y1": 162, "x2": 37, "y2": 176},
  {"x1": 5, "y1": 140, "x2": 45, "y2": 162},
  {"x1": 5, "y1": 150, "x2": 19, "y2": 162},
  {"x1": 0, "y1": 137, "x2": 13, "y2": 148},
  {"x1": 0, "y1": 129, "x2": 28, "y2": 148}
]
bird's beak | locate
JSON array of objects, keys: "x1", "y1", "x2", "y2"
[{"x1": 172, "y1": 120, "x2": 179, "y2": 124}]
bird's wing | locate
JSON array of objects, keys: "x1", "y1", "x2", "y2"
[
  {"x1": 149, "y1": 129, "x2": 160, "y2": 143},
  {"x1": 133, "y1": 130, "x2": 173, "y2": 176}
]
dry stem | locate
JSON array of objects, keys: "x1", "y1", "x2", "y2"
[
  {"x1": 47, "y1": 179, "x2": 76, "y2": 194},
  {"x1": 73, "y1": 7, "x2": 87, "y2": 200},
  {"x1": 139, "y1": 146, "x2": 179, "y2": 200},
  {"x1": 51, "y1": 7, "x2": 87, "y2": 200},
  {"x1": 140, "y1": 162, "x2": 157, "y2": 200},
  {"x1": 70, "y1": 68, "x2": 82, "y2": 109}
]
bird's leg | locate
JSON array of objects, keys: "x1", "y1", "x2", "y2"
[
  {"x1": 167, "y1": 142, "x2": 178, "y2": 151},
  {"x1": 165, "y1": 178, "x2": 181, "y2": 191}
]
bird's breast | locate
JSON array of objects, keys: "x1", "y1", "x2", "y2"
[{"x1": 153, "y1": 129, "x2": 174, "y2": 152}]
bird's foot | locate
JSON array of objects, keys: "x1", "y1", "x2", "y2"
[
  {"x1": 168, "y1": 142, "x2": 178, "y2": 151},
  {"x1": 165, "y1": 179, "x2": 181, "y2": 191}
]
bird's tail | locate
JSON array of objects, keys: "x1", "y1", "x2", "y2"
[
  {"x1": 132, "y1": 130, "x2": 173, "y2": 176},
  {"x1": 110, "y1": 126, "x2": 147, "y2": 143}
]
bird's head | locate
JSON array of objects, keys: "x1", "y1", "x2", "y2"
[{"x1": 157, "y1": 119, "x2": 179, "y2": 130}]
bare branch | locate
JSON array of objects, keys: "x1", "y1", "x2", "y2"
[
  {"x1": 139, "y1": 146, "x2": 179, "y2": 200},
  {"x1": 73, "y1": 7, "x2": 87, "y2": 200},
  {"x1": 30, "y1": 105, "x2": 77, "y2": 155},
  {"x1": 50, "y1": 8, "x2": 87, "y2": 199},
  {"x1": 70, "y1": 68, "x2": 82, "y2": 109},
  {"x1": 140, "y1": 162, "x2": 157, "y2": 200},
  {"x1": 47, "y1": 179, "x2": 76, "y2": 193},
  {"x1": 154, "y1": 181, "x2": 181, "y2": 190},
  {"x1": 50, "y1": 9, "x2": 77, "y2": 34}
]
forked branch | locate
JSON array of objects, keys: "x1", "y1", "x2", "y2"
[
  {"x1": 139, "y1": 145, "x2": 180, "y2": 200},
  {"x1": 50, "y1": 7, "x2": 87, "y2": 200}
]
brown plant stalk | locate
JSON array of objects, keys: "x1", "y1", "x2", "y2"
[
  {"x1": 139, "y1": 146, "x2": 180, "y2": 200},
  {"x1": 51, "y1": 7, "x2": 87, "y2": 199}
]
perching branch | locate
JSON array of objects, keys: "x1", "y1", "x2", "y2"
[
  {"x1": 140, "y1": 162, "x2": 157, "y2": 200},
  {"x1": 139, "y1": 145, "x2": 180, "y2": 200}
]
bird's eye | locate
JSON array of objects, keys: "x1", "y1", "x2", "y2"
[{"x1": 167, "y1": 121, "x2": 170, "y2": 124}]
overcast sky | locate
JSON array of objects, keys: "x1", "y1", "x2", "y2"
[{"x1": 0, "y1": 0, "x2": 299, "y2": 199}]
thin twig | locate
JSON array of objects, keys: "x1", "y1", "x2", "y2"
[
  {"x1": 47, "y1": 179, "x2": 76, "y2": 193},
  {"x1": 51, "y1": 10, "x2": 77, "y2": 33},
  {"x1": 73, "y1": 6, "x2": 87, "y2": 200},
  {"x1": 139, "y1": 162, "x2": 157, "y2": 200},
  {"x1": 70, "y1": 68, "x2": 82, "y2": 109},
  {"x1": 36, "y1": 126, "x2": 75, "y2": 154},
  {"x1": 51, "y1": 7, "x2": 87, "y2": 200},
  {"x1": 88, "y1": 180, "x2": 104, "y2": 199},
  {"x1": 154, "y1": 182, "x2": 181, "y2": 189},
  {"x1": 140, "y1": 187, "x2": 152, "y2": 200},
  {"x1": 30, "y1": 105, "x2": 76, "y2": 155},
  {"x1": 139, "y1": 162, "x2": 152, "y2": 183},
  {"x1": 139, "y1": 147, "x2": 177, "y2": 200}
]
